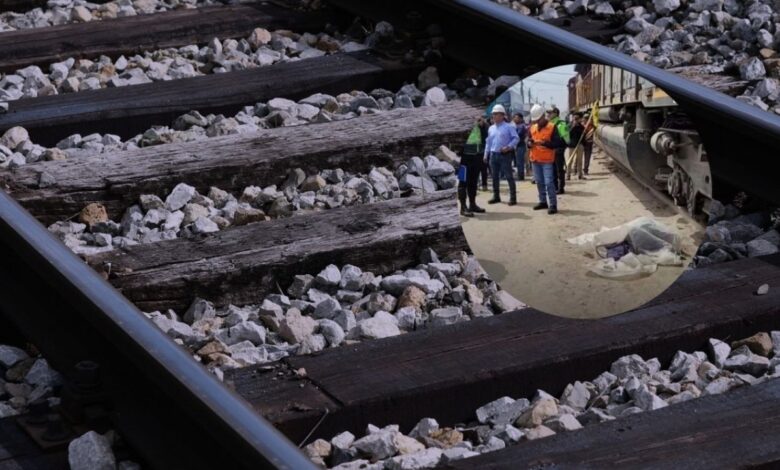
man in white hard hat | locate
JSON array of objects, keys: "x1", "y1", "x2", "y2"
[
  {"x1": 483, "y1": 104, "x2": 519, "y2": 206},
  {"x1": 528, "y1": 104, "x2": 565, "y2": 214}
]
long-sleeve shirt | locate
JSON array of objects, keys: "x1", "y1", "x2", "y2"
[{"x1": 484, "y1": 121, "x2": 519, "y2": 159}]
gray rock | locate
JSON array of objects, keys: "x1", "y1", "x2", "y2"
[
  {"x1": 740, "y1": 57, "x2": 767, "y2": 81},
  {"x1": 288, "y1": 274, "x2": 314, "y2": 298},
  {"x1": 440, "y1": 447, "x2": 479, "y2": 463},
  {"x1": 476, "y1": 396, "x2": 530, "y2": 426},
  {"x1": 723, "y1": 346, "x2": 769, "y2": 376},
  {"x1": 319, "y1": 319, "x2": 345, "y2": 347},
  {"x1": 313, "y1": 297, "x2": 341, "y2": 320},
  {"x1": 430, "y1": 307, "x2": 463, "y2": 326},
  {"x1": 747, "y1": 239, "x2": 779, "y2": 257},
  {"x1": 0, "y1": 345, "x2": 29, "y2": 368},
  {"x1": 68, "y1": 431, "x2": 115, "y2": 470},
  {"x1": 611, "y1": 354, "x2": 653, "y2": 380},
  {"x1": 707, "y1": 338, "x2": 731, "y2": 368},
  {"x1": 653, "y1": 0, "x2": 680, "y2": 14},
  {"x1": 339, "y1": 265, "x2": 364, "y2": 290},
  {"x1": 24, "y1": 359, "x2": 62, "y2": 388},
  {"x1": 576, "y1": 407, "x2": 615, "y2": 425},
  {"x1": 333, "y1": 310, "x2": 357, "y2": 333},
  {"x1": 633, "y1": 384, "x2": 668, "y2": 411},
  {"x1": 216, "y1": 322, "x2": 266, "y2": 346},
  {"x1": 191, "y1": 217, "x2": 219, "y2": 234},
  {"x1": 490, "y1": 290, "x2": 525, "y2": 312},
  {"x1": 409, "y1": 418, "x2": 439, "y2": 439},
  {"x1": 702, "y1": 376, "x2": 737, "y2": 395}
]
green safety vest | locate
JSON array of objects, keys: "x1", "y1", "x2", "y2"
[
  {"x1": 463, "y1": 125, "x2": 483, "y2": 155},
  {"x1": 550, "y1": 116, "x2": 571, "y2": 145}
]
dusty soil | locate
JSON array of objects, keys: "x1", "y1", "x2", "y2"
[{"x1": 460, "y1": 147, "x2": 705, "y2": 319}]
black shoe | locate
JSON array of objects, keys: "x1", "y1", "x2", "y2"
[
  {"x1": 533, "y1": 203, "x2": 548, "y2": 210},
  {"x1": 470, "y1": 205, "x2": 486, "y2": 213},
  {"x1": 557, "y1": 188, "x2": 565, "y2": 195},
  {"x1": 507, "y1": 200, "x2": 517, "y2": 206},
  {"x1": 548, "y1": 207, "x2": 558, "y2": 214},
  {"x1": 531, "y1": 180, "x2": 536, "y2": 184},
  {"x1": 481, "y1": 186, "x2": 488, "y2": 192},
  {"x1": 517, "y1": 177, "x2": 525, "y2": 181},
  {"x1": 487, "y1": 197, "x2": 501, "y2": 204},
  {"x1": 461, "y1": 207, "x2": 474, "y2": 217}
]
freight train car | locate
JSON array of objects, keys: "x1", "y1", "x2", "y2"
[{"x1": 568, "y1": 64, "x2": 712, "y2": 217}]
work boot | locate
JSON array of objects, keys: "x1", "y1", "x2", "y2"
[
  {"x1": 470, "y1": 204, "x2": 486, "y2": 213},
  {"x1": 548, "y1": 206, "x2": 558, "y2": 214},
  {"x1": 533, "y1": 202, "x2": 548, "y2": 210},
  {"x1": 460, "y1": 206, "x2": 474, "y2": 217},
  {"x1": 507, "y1": 199, "x2": 517, "y2": 206},
  {"x1": 487, "y1": 197, "x2": 501, "y2": 204}
]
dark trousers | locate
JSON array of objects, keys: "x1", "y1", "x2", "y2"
[
  {"x1": 553, "y1": 149, "x2": 566, "y2": 191},
  {"x1": 583, "y1": 141, "x2": 593, "y2": 173},
  {"x1": 489, "y1": 152, "x2": 516, "y2": 201},
  {"x1": 479, "y1": 158, "x2": 488, "y2": 188},
  {"x1": 458, "y1": 153, "x2": 480, "y2": 208}
]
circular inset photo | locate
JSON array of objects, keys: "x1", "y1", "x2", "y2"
[{"x1": 458, "y1": 64, "x2": 712, "y2": 318}]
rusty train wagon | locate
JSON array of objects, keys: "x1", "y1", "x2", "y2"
[{"x1": 569, "y1": 64, "x2": 712, "y2": 216}]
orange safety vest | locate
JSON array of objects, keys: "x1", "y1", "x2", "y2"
[{"x1": 529, "y1": 122, "x2": 556, "y2": 163}]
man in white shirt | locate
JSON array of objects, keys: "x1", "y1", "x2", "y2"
[{"x1": 483, "y1": 104, "x2": 519, "y2": 205}]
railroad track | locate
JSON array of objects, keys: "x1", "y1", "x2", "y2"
[{"x1": 0, "y1": 0, "x2": 779, "y2": 469}]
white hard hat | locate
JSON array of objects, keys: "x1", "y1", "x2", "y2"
[
  {"x1": 530, "y1": 104, "x2": 544, "y2": 121},
  {"x1": 491, "y1": 104, "x2": 506, "y2": 115}
]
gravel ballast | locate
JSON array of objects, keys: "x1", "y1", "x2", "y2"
[
  {"x1": 309, "y1": 329, "x2": 780, "y2": 469},
  {"x1": 145, "y1": 248, "x2": 526, "y2": 380}
]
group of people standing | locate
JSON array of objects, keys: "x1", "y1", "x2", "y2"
[{"x1": 458, "y1": 103, "x2": 594, "y2": 217}]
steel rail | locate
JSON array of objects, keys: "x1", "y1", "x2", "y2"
[
  {"x1": 437, "y1": 0, "x2": 780, "y2": 204},
  {"x1": 330, "y1": 0, "x2": 780, "y2": 204},
  {"x1": 0, "y1": 189, "x2": 316, "y2": 469}
]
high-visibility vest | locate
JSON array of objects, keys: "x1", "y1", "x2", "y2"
[
  {"x1": 529, "y1": 122, "x2": 556, "y2": 163},
  {"x1": 550, "y1": 116, "x2": 570, "y2": 145}
]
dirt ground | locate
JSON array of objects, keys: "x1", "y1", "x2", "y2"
[{"x1": 460, "y1": 147, "x2": 705, "y2": 319}]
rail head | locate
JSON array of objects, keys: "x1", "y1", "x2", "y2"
[{"x1": 0, "y1": 189, "x2": 316, "y2": 469}]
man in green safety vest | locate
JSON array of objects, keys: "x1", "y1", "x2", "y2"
[
  {"x1": 546, "y1": 106, "x2": 570, "y2": 194},
  {"x1": 458, "y1": 117, "x2": 488, "y2": 217}
]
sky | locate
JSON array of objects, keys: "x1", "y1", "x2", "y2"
[{"x1": 508, "y1": 64, "x2": 577, "y2": 115}]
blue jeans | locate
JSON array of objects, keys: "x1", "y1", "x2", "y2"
[
  {"x1": 515, "y1": 146, "x2": 526, "y2": 179},
  {"x1": 489, "y1": 152, "x2": 516, "y2": 200},
  {"x1": 533, "y1": 162, "x2": 557, "y2": 208}
]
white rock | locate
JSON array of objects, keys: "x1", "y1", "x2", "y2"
[
  {"x1": 358, "y1": 313, "x2": 401, "y2": 339},
  {"x1": 385, "y1": 448, "x2": 443, "y2": 470},
  {"x1": 544, "y1": 414, "x2": 582, "y2": 432},
  {"x1": 707, "y1": 338, "x2": 731, "y2": 368},
  {"x1": 165, "y1": 183, "x2": 196, "y2": 211},
  {"x1": 409, "y1": 417, "x2": 439, "y2": 439},
  {"x1": 330, "y1": 431, "x2": 356, "y2": 449},
  {"x1": 352, "y1": 430, "x2": 398, "y2": 460}
]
